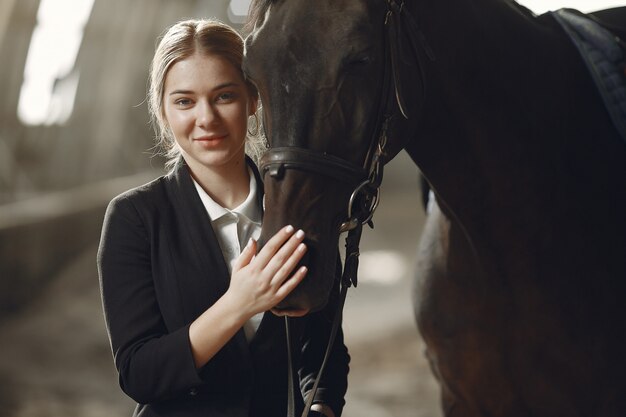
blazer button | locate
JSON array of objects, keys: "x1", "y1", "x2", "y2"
[{"x1": 189, "y1": 387, "x2": 198, "y2": 396}]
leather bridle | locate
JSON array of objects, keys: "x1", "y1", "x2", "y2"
[
  {"x1": 256, "y1": 1, "x2": 434, "y2": 416},
  {"x1": 258, "y1": 0, "x2": 433, "y2": 235}
]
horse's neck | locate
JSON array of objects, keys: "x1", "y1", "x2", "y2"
[
  {"x1": 399, "y1": 0, "x2": 626, "y2": 285},
  {"x1": 401, "y1": 0, "x2": 588, "y2": 246}
]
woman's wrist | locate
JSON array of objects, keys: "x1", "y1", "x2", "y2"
[{"x1": 188, "y1": 293, "x2": 250, "y2": 368}]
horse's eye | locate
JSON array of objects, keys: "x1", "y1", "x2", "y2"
[
  {"x1": 343, "y1": 55, "x2": 372, "y2": 75},
  {"x1": 348, "y1": 56, "x2": 371, "y2": 67}
]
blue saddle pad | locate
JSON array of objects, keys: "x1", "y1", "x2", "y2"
[{"x1": 552, "y1": 8, "x2": 626, "y2": 144}]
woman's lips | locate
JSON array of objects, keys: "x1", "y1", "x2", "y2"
[{"x1": 194, "y1": 134, "x2": 227, "y2": 147}]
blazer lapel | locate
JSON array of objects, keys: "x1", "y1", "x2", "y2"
[
  {"x1": 165, "y1": 160, "x2": 231, "y2": 320},
  {"x1": 164, "y1": 157, "x2": 266, "y2": 363}
]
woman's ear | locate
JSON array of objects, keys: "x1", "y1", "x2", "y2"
[{"x1": 249, "y1": 96, "x2": 259, "y2": 116}]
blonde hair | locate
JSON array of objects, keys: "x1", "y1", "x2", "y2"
[{"x1": 148, "y1": 19, "x2": 265, "y2": 170}]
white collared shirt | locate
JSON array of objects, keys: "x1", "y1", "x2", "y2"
[{"x1": 193, "y1": 168, "x2": 264, "y2": 342}]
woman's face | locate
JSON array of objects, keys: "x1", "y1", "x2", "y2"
[{"x1": 163, "y1": 52, "x2": 257, "y2": 172}]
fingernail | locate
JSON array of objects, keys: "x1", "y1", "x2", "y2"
[
  {"x1": 246, "y1": 238, "x2": 254, "y2": 248},
  {"x1": 300, "y1": 266, "x2": 308, "y2": 274},
  {"x1": 298, "y1": 243, "x2": 306, "y2": 252},
  {"x1": 285, "y1": 225, "x2": 294, "y2": 233},
  {"x1": 295, "y1": 229, "x2": 305, "y2": 239}
]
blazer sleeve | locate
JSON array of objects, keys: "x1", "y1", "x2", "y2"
[
  {"x1": 97, "y1": 194, "x2": 203, "y2": 404},
  {"x1": 298, "y1": 269, "x2": 350, "y2": 417}
]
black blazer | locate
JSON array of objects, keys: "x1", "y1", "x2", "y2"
[{"x1": 97, "y1": 159, "x2": 349, "y2": 417}]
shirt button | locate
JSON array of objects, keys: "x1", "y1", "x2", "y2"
[{"x1": 189, "y1": 387, "x2": 198, "y2": 396}]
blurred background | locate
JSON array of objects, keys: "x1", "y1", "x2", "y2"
[{"x1": 0, "y1": 0, "x2": 621, "y2": 416}]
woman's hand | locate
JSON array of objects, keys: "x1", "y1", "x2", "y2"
[
  {"x1": 189, "y1": 225, "x2": 307, "y2": 368},
  {"x1": 227, "y1": 225, "x2": 308, "y2": 318}
]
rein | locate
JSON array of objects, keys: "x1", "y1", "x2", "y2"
[
  {"x1": 285, "y1": 225, "x2": 362, "y2": 417},
  {"x1": 257, "y1": 1, "x2": 433, "y2": 416}
]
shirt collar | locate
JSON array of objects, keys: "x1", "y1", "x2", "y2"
[
  {"x1": 234, "y1": 168, "x2": 262, "y2": 224},
  {"x1": 193, "y1": 168, "x2": 262, "y2": 225}
]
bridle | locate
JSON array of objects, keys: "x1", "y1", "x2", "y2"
[
  {"x1": 258, "y1": 0, "x2": 433, "y2": 235},
  {"x1": 256, "y1": 1, "x2": 434, "y2": 416}
]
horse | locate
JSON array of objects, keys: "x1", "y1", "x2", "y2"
[{"x1": 242, "y1": 1, "x2": 626, "y2": 415}]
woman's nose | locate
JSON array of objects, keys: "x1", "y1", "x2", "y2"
[{"x1": 195, "y1": 100, "x2": 217, "y2": 128}]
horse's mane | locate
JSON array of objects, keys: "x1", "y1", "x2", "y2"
[
  {"x1": 243, "y1": 0, "x2": 276, "y2": 35},
  {"x1": 244, "y1": 0, "x2": 538, "y2": 35},
  {"x1": 505, "y1": 0, "x2": 537, "y2": 18}
]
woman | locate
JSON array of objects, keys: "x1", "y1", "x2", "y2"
[{"x1": 97, "y1": 19, "x2": 349, "y2": 417}]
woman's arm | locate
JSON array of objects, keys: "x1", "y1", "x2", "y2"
[
  {"x1": 98, "y1": 195, "x2": 309, "y2": 403},
  {"x1": 98, "y1": 195, "x2": 202, "y2": 403}
]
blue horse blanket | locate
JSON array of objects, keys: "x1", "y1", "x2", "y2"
[{"x1": 552, "y1": 8, "x2": 626, "y2": 144}]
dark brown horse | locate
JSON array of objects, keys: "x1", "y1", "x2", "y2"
[{"x1": 243, "y1": 1, "x2": 626, "y2": 415}]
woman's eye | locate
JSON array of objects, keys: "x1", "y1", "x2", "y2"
[
  {"x1": 216, "y1": 92, "x2": 236, "y2": 102},
  {"x1": 174, "y1": 98, "x2": 192, "y2": 106}
]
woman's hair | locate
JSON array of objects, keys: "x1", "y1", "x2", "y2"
[{"x1": 148, "y1": 19, "x2": 265, "y2": 170}]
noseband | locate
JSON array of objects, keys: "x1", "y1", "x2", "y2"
[
  {"x1": 257, "y1": 1, "x2": 433, "y2": 416},
  {"x1": 259, "y1": 143, "x2": 384, "y2": 234},
  {"x1": 259, "y1": 109, "x2": 388, "y2": 236}
]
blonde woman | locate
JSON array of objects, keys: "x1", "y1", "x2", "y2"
[{"x1": 97, "y1": 19, "x2": 348, "y2": 417}]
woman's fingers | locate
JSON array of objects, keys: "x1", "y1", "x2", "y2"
[
  {"x1": 232, "y1": 238, "x2": 256, "y2": 273},
  {"x1": 269, "y1": 241, "x2": 307, "y2": 287},
  {"x1": 253, "y1": 225, "x2": 298, "y2": 268},
  {"x1": 273, "y1": 265, "x2": 308, "y2": 301},
  {"x1": 263, "y1": 229, "x2": 306, "y2": 278},
  {"x1": 229, "y1": 226, "x2": 307, "y2": 315}
]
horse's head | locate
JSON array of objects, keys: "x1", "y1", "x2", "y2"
[{"x1": 244, "y1": 0, "x2": 424, "y2": 313}]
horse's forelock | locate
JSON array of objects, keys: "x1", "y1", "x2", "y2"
[{"x1": 243, "y1": 0, "x2": 276, "y2": 35}]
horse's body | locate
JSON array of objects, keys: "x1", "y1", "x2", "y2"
[{"x1": 244, "y1": 1, "x2": 626, "y2": 415}]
